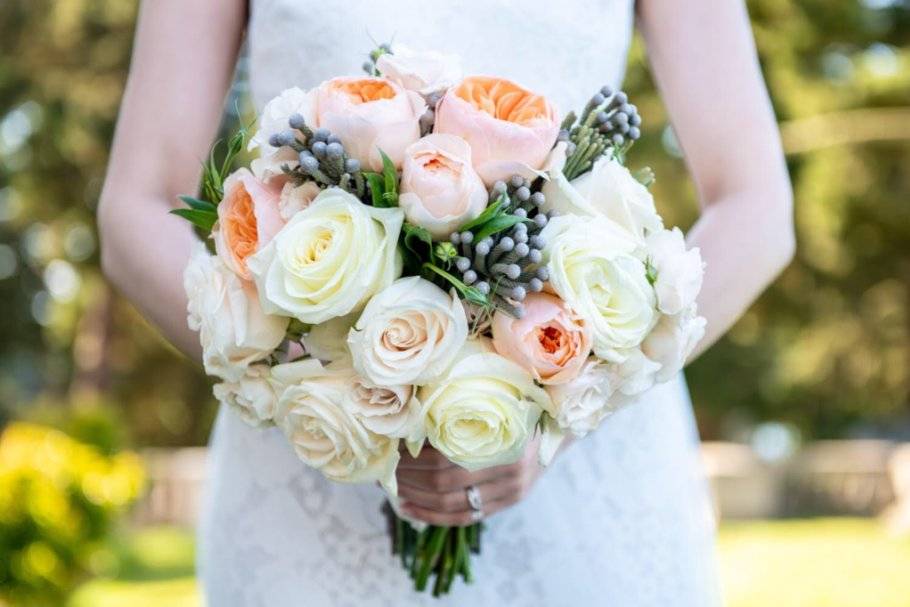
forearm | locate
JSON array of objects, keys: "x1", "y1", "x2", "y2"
[
  {"x1": 95, "y1": 0, "x2": 245, "y2": 362},
  {"x1": 99, "y1": 195, "x2": 201, "y2": 360},
  {"x1": 686, "y1": 186, "x2": 794, "y2": 359}
]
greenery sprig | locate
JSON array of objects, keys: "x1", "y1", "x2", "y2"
[
  {"x1": 170, "y1": 127, "x2": 247, "y2": 231},
  {"x1": 561, "y1": 86, "x2": 642, "y2": 181}
]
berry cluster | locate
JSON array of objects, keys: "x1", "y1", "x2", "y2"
[
  {"x1": 448, "y1": 175, "x2": 553, "y2": 319},
  {"x1": 268, "y1": 114, "x2": 367, "y2": 198},
  {"x1": 560, "y1": 85, "x2": 642, "y2": 181}
]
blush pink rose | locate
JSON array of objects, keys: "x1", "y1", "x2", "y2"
[
  {"x1": 433, "y1": 76, "x2": 560, "y2": 185},
  {"x1": 213, "y1": 168, "x2": 284, "y2": 281},
  {"x1": 491, "y1": 292, "x2": 592, "y2": 385},
  {"x1": 315, "y1": 77, "x2": 425, "y2": 171},
  {"x1": 399, "y1": 134, "x2": 488, "y2": 239}
]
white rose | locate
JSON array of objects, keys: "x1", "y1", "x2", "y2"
[
  {"x1": 545, "y1": 360, "x2": 617, "y2": 438},
  {"x1": 183, "y1": 244, "x2": 288, "y2": 381},
  {"x1": 278, "y1": 181, "x2": 322, "y2": 221},
  {"x1": 348, "y1": 276, "x2": 468, "y2": 387},
  {"x1": 542, "y1": 155, "x2": 662, "y2": 242},
  {"x1": 249, "y1": 87, "x2": 317, "y2": 182},
  {"x1": 213, "y1": 364, "x2": 277, "y2": 427},
  {"x1": 249, "y1": 87, "x2": 317, "y2": 153},
  {"x1": 541, "y1": 214, "x2": 657, "y2": 361},
  {"x1": 417, "y1": 338, "x2": 550, "y2": 471},
  {"x1": 646, "y1": 227, "x2": 705, "y2": 315},
  {"x1": 303, "y1": 313, "x2": 356, "y2": 362},
  {"x1": 642, "y1": 305, "x2": 706, "y2": 382},
  {"x1": 271, "y1": 358, "x2": 400, "y2": 492},
  {"x1": 247, "y1": 187, "x2": 404, "y2": 324},
  {"x1": 608, "y1": 348, "x2": 661, "y2": 397},
  {"x1": 376, "y1": 46, "x2": 462, "y2": 95},
  {"x1": 349, "y1": 376, "x2": 421, "y2": 440}
]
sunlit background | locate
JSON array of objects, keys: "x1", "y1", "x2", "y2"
[{"x1": 1, "y1": 1, "x2": 908, "y2": 605}]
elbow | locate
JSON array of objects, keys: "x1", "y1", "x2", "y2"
[
  {"x1": 763, "y1": 185, "x2": 796, "y2": 279},
  {"x1": 96, "y1": 195, "x2": 124, "y2": 292}
]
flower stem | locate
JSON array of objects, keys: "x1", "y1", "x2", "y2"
[{"x1": 387, "y1": 506, "x2": 483, "y2": 596}]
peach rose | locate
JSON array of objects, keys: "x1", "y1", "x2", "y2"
[
  {"x1": 213, "y1": 168, "x2": 284, "y2": 280},
  {"x1": 491, "y1": 292, "x2": 592, "y2": 385},
  {"x1": 433, "y1": 76, "x2": 560, "y2": 185},
  {"x1": 398, "y1": 134, "x2": 488, "y2": 239},
  {"x1": 315, "y1": 77, "x2": 425, "y2": 171}
]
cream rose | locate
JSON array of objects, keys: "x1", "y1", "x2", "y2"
[
  {"x1": 542, "y1": 155, "x2": 662, "y2": 242},
  {"x1": 348, "y1": 276, "x2": 468, "y2": 386},
  {"x1": 608, "y1": 348, "x2": 661, "y2": 398},
  {"x1": 642, "y1": 305, "x2": 706, "y2": 382},
  {"x1": 183, "y1": 244, "x2": 288, "y2": 382},
  {"x1": 213, "y1": 169, "x2": 284, "y2": 280},
  {"x1": 376, "y1": 46, "x2": 462, "y2": 95},
  {"x1": 247, "y1": 187, "x2": 404, "y2": 324},
  {"x1": 434, "y1": 76, "x2": 560, "y2": 185},
  {"x1": 645, "y1": 227, "x2": 705, "y2": 315},
  {"x1": 278, "y1": 181, "x2": 321, "y2": 221},
  {"x1": 349, "y1": 376, "x2": 420, "y2": 440},
  {"x1": 417, "y1": 338, "x2": 551, "y2": 470},
  {"x1": 315, "y1": 77, "x2": 425, "y2": 171},
  {"x1": 545, "y1": 360, "x2": 617, "y2": 438},
  {"x1": 398, "y1": 134, "x2": 488, "y2": 239},
  {"x1": 249, "y1": 87, "x2": 317, "y2": 182},
  {"x1": 491, "y1": 292, "x2": 592, "y2": 385},
  {"x1": 541, "y1": 214, "x2": 657, "y2": 361},
  {"x1": 303, "y1": 313, "x2": 356, "y2": 362},
  {"x1": 212, "y1": 364, "x2": 277, "y2": 427},
  {"x1": 271, "y1": 359, "x2": 400, "y2": 492}
]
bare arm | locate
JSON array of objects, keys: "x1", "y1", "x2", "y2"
[
  {"x1": 98, "y1": 0, "x2": 246, "y2": 359},
  {"x1": 638, "y1": 0, "x2": 796, "y2": 358}
]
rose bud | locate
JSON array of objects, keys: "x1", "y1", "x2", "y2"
[{"x1": 398, "y1": 134, "x2": 489, "y2": 239}]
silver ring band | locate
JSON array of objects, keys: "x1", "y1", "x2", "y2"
[{"x1": 466, "y1": 484, "x2": 483, "y2": 518}]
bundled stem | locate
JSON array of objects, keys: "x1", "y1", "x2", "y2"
[{"x1": 389, "y1": 508, "x2": 483, "y2": 597}]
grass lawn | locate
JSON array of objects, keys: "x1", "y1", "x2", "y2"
[{"x1": 69, "y1": 518, "x2": 909, "y2": 606}]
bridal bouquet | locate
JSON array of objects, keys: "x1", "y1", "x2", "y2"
[{"x1": 175, "y1": 43, "x2": 705, "y2": 596}]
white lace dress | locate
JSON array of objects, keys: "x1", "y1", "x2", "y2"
[{"x1": 198, "y1": 1, "x2": 723, "y2": 605}]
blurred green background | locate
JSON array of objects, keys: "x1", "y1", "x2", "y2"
[{"x1": 0, "y1": 0, "x2": 908, "y2": 605}]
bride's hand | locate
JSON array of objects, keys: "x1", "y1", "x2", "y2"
[{"x1": 395, "y1": 438, "x2": 543, "y2": 526}]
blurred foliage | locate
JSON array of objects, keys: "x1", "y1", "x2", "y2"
[
  {"x1": 0, "y1": 422, "x2": 145, "y2": 606},
  {"x1": 0, "y1": 0, "x2": 907, "y2": 446},
  {"x1": 0, "y1": 0, "x2": 217, "y2": 446}
]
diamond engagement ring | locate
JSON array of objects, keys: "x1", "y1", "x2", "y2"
[{"x1": 466, "y1": 485, "x2": 483, "y2": 521}]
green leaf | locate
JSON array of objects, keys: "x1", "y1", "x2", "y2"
[
  {"x1": 364, "y1": 172, "x2": 386, "y2": 207},
  {"x1": 458, "y1": 196, "x2": 505, "y2": 232},
  {"x1": 380, "y1": 149, "x2": 399, "y2": 207},
  {"x1": 422, "y1": 263, "x2": 489, "y2": 307},
  {"x1": 644, "y1": 257, "x2": 658, "y2": 285},
  {"x1": 170, "y1": 208, "x2": 217, "y2": 232},
  {"x1": 402, "y1": 223, "x2": 435, "y2": 265},
  {"x1": 178, "y1": 195, "x2": 217, "y2": 212},
  {"x1": 473, "y1": 215, "x2": 530, "y2": 241}
]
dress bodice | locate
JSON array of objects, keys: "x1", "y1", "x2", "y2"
[{"x1": 248, "y1": 0, "x2": 635, "y2": 115}]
